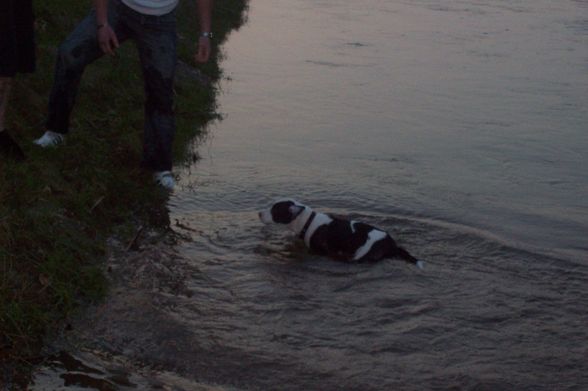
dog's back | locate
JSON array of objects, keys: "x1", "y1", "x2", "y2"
[
  {"x1": 308, "y1": 217, "x2": 376, "y2": 260},
  {"x1": 308, "y1": 214, "x2": 423, "y2": 268}
]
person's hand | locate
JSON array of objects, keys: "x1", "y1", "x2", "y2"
[
  {"x1": 195, "y1": 36, "x2": 211, "y2": 63},
  {"x1": 97, "y1": 24, "x2": 119, "y2": 56}
]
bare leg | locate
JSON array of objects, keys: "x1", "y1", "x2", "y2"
[
  {"x1": 0, "y1": 77, "x2": 13, "y2": 131},
  {"x1": 0, "y1": 77, "x2": 25, "y2": 160}
]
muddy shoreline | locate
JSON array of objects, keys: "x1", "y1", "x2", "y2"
[{"x1": 29, "y1": 230, "x2": 237, "y2": 390}]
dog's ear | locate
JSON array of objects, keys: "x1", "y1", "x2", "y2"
[{"x1": 288, "y1": 205, "x2": 305, "y2": 218}]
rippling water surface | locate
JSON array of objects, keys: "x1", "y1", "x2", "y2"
[{"x1": 31, "y1": 0, "x2": 588, "y2": 390}]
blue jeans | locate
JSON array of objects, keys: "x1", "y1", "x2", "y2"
[{"x1": 46, "y1": 0, "x2": 177, "y2": 171}]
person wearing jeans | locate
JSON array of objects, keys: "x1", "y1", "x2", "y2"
[{"x1": 35, "y1": 0, "x2": 213, "y2": 190}]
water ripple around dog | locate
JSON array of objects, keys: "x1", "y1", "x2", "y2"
[{"x1": 158, "y1": 210, "x2": 588, "y2": 390}]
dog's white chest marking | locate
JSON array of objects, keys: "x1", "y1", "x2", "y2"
[{"x1": 301, "y1": 212, "x2": 332, "y2": 246}]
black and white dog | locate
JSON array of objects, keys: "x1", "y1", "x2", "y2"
[{"x1": 259, "y1": 199, "x2": 424, "y2": 269}]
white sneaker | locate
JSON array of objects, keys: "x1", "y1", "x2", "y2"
[
  {"x1": 34, "y1": 131, "x2": 65, "y2": 147},
  {"x1": 154, "y1": 171, "x2": 175, "y2": 190}
]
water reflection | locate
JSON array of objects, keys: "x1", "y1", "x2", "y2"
[{"x1": 175, "y1": 0, "x2": 588, "y2": 262}]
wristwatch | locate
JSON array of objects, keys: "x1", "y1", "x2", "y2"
[{"x1": 200, "y1": 31, "x2": 213, "y2": 39}]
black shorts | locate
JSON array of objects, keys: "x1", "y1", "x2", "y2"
[{"x1": 0, "y1": 0, "x2": 36, "y2": 77}]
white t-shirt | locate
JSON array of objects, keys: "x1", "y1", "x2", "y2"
[{"x1": 121, "y1": 0, "x2": 179, "y2": 16}]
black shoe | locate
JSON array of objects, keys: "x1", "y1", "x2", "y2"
[{"x1": 0, "y1": 130, "x2": 26, "y2": 161}]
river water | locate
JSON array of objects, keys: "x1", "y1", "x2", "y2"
[{"x1": 30, "y1": 0, "x2": 588, "y2": 390}]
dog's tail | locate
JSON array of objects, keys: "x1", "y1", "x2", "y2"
[{"x1": 392, "y1": 246, "x2": 425, "y2": 270}]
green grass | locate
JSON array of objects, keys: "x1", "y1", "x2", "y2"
[{"x1": 0, "y1": 0, "x2": 248, "y2": 387}]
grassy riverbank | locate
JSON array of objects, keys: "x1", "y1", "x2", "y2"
[{"x1": 0, "y1": 0, "x2": 248, "y2": 387}]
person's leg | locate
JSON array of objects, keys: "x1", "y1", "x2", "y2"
[
  {"x1": 0, "y1": 77, "x2": 11, "y2": 131},
  {"x1": 0, "y1": 77, "x2": 25, "y2": 160},
  {"x1": 44, "y1": 11, "x2": 107, "y2": 137},
  {"x1": 39, "y1": 6, "x2": 128, "y2": 146},
  {"x1": 133, "y1": 11, "x2": 178, "y2": 183}
]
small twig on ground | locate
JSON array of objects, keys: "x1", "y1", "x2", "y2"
[
  {"x1": 90, "y1": 196, "x2": 105, "y2": 213},
  {"x1": 126, "y1": 226, "x2": 144, "y2": 252}
]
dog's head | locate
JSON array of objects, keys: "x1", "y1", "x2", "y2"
[{"x1": 259, "y1": 199, "x2": 308, "y2": 226}]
